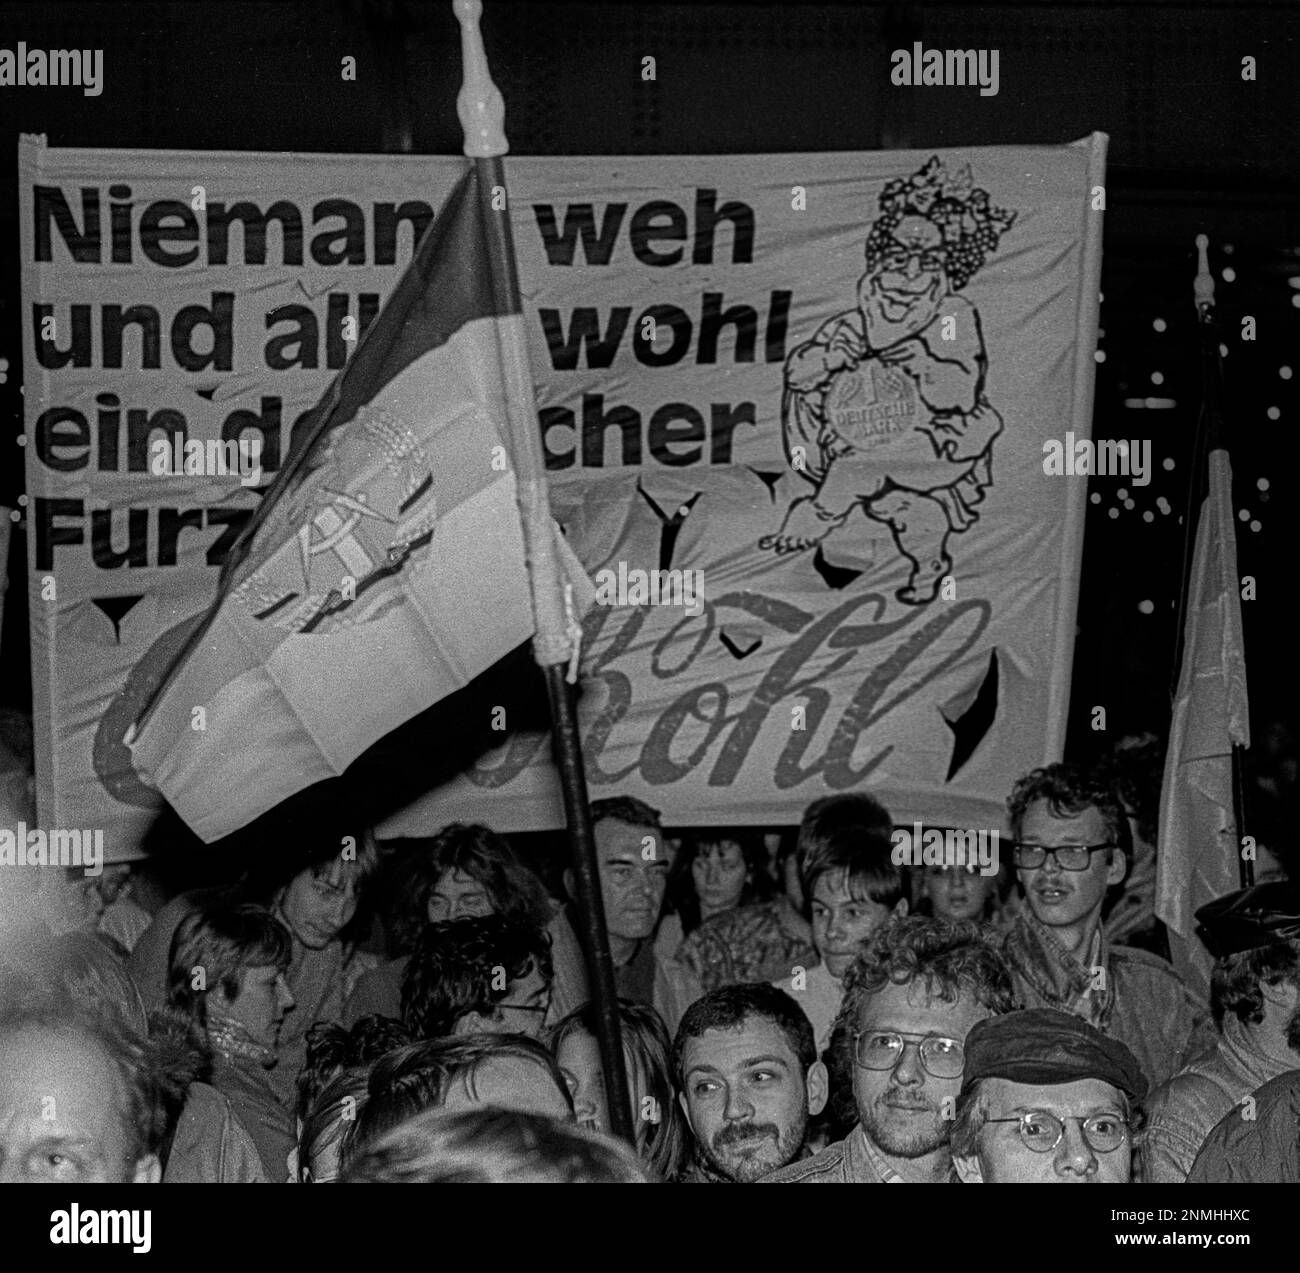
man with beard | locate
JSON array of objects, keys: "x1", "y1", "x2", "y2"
[
  {"x1": 762, "y1": 916, "x2": 1014, "y2": 1183},
  {"x1": 950, "y1": 1009, "x2": 1146, "y2": 1184},
  {"x1": 1141, "y1": 881, "x2": 1300, "y2": 1182},
  {"x1": 673, "y1": 984, "x2": 826, "y2": 1183},
  {"x1": 761, "y1": 156, "x2": 1015, "y2": 605},
  {"x1": 1002, "y1": 763, "x2": 1215, "y2": 1089}
]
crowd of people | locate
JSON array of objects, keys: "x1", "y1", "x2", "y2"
[{"x1": 1, "y1": 751, "x2": 1298, "y2": 1186}]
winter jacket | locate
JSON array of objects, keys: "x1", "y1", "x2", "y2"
[
  {"x1": 1140, "y1": 1015, "x2": 1293, "y2": 1183},
  {"x1": 1186, "y1": 1069, "x2": 1300, "y2": 1183},
  {"x1": 163, "y1": 1082, "x2": 267, "y2": 1183}
]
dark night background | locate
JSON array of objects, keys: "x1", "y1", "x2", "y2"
[{"x1": 0, "y1": 1, "x2": 1296, "y2": 871}]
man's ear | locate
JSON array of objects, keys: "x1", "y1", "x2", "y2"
[
  {"x1": 1105, "y1": 850, "x2": 1128, "y2": 888},
  {"x1": 952, "y1": 1154, "x2": 984, "y2": 1184},
  {"x1": 133, "y1": 1154, "x2": 162, "y2": 1185},
  {"x1": 893, "y1": 898, "x2": 910, "y2": 918},
  {"x1": 805, "y1": 1059, "x2": 829, "y2": 1117}
]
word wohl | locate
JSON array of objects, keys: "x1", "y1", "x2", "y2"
[
  {"x1": 1042, "y1": 432, "x2": 1151, "y2": 485},
  {"x1": 891, "y1": 822, "x2": 1000, "y2": 876},
  {"x1": 0, "y1": 824, "x2": 103, "y2": 876},
  {"x1": 149, "y1": 435, "x2": 264, "y2": 486},
  {"x1": 50, "y1": 1207, "x2": 150, "y2": 1254},
  {"x1": 891, "y1": 43, "x2": 1000, "y2": 97},
  {"x1": 1, "y1": 44, "x2": 102, "y2": 96},
  {"x1": 593, "y1": 563, "x2": 705, "y2": 618}
]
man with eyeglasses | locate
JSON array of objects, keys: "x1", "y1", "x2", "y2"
[
  {"x1": 761, "y1": 916, "x2": 1015, "y2": 1183},
  {"x1": 951, "y1": 1008, "x2": 1146, "y2": 1183},
  {"x1": 1002, "y1": 763, "x2": 1215, "y2": 1089}
]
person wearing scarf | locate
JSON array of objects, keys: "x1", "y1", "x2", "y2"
[
  {"x1": 129, "y1": 835, "x2": 380, "y2": 1113},
  {"x1": 1002, "y1": 763, "x2": 1216, "y2": 1091},
  {"x1": 165, "y1": 901, "x2": 298, "y2": 1181}
]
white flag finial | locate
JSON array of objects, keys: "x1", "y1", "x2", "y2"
[
  {"x1": 1194, "y1": 233, "x2": 1215, "y2": 313},
  {"x1": 455, "y1": 0, "x2": 507, "y2": 158}
]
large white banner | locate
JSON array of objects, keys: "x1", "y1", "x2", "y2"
[{"x1": 20, "y1": 135, "x2": 1104, "y2": 852}]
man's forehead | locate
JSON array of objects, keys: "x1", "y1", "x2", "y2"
[
  {"x1": 0, "y1": 1026, "x2": 123, "y2": 1129},
  {"x1": 685, "y1": 1018, "x2": 796, "y2": 1069},
  {"x1": 857, "y1": 980, "x2": 987, "y2": 1034},
  {"x1": 596, "y1": 818, "x2": 655, "y2": 846},
  {"x1": 1020, "y1": 801, "x2": 1108, "y2": 839},
  {"x1": 982, "y1": 1075, "x2": 1125, "y2": 1112}
]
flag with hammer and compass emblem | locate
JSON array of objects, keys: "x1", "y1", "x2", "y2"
[{"x1": 124, "y1": 164, "x2": 591, "y2": 842}]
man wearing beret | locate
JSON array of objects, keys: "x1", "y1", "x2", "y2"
[
  {"x1": 951, "y1": 1008, "x2": 1146, "y2": 1183},
  {"x1": 1001, "y1": 763, "x2": 1216, "y2": 1088},
  {"x1": 1141, "y1": 881, "x2": 1300, "y2": 1182},
  {"x1": 761, "y1": 916, "x2": 1015, "y2": 1184}
]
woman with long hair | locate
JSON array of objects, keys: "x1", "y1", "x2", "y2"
[
  {"x1": 668, "y1": 831, "x2": 777, "y2": 938},
  {"x1": 344, "y1": 822, "x2": 587, "y2": 1026},
  {"x1": 548, "y1": 999, "x2": 689, "y2": 1183}
]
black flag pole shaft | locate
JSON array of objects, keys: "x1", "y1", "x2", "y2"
[{"x1": 457, "y1": 0, "x2": 635, "y2": 1145}]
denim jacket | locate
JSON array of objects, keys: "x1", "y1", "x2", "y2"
[{"x1": 759, "y1": 1125, "x2": 892, "y2": 1184}]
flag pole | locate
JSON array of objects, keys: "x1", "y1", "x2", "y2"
[
  {"x1": 454, "y1": 0, "x2": 636, "y2": 1145},
  {"x1": 1180, "y1": 235, "x2": 1251, "y2": 890}
]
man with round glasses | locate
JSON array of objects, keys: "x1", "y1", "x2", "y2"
[
  {"x1": 761, "y1": 916, "x2": 1015, "y2": 1183},
  {"x1": 951, "y1": 1008, "x2": 1146, "y2": 1183},
  {"x1": 1002, "y1": 763, "x2": 1215, "y2": 1088}
]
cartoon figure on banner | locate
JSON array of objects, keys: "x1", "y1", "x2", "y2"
[{"x1": 760, "y1": 157, "x2": 1017, "y2": 604}]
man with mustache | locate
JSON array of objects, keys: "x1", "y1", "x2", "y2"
[
  {"x1": 1141, "y1": 881, "x2": 1300, "y2": 1181},
  {"x1": 673, "y1": 984, "x2": 826, "y2": 1183},
  {"x1": 1002, "y1": 763, "x2": 1216, "y2": 1091},
  {"x1": 762, "y1": 916, "x2": 1015, "y2": 1183},
  {"x1": 762, "y1": 156, "x2": 1015, "y2": 606}
]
